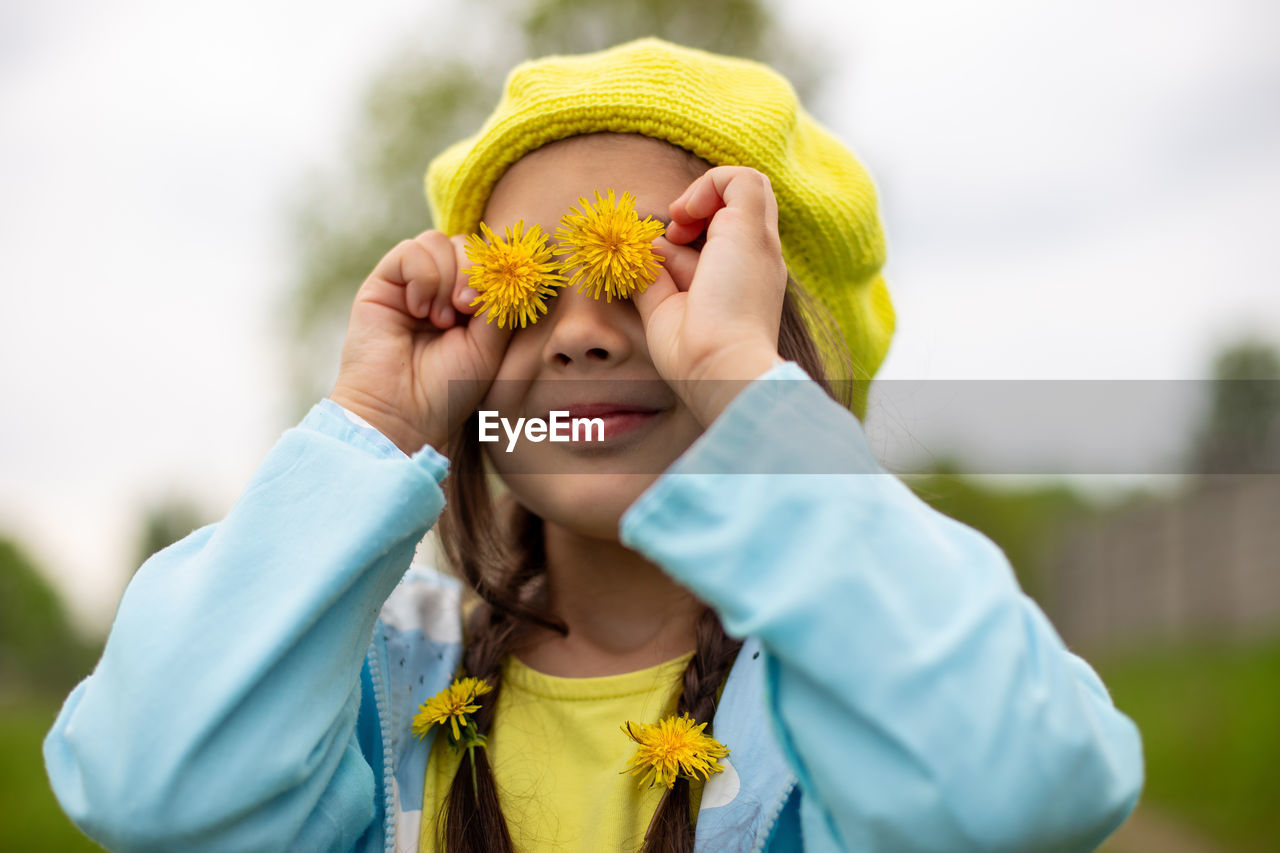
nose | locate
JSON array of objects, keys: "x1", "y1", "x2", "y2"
[{"x1": 541, "y1": 287, "x2": 635, "y2": 369}]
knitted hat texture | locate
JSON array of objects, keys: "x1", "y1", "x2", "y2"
[{"x1": 426, "y1": 37, "x2": 894, "y2": 417}]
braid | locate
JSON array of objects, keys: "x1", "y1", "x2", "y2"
[
  {"x1": 438, "y1": 598, "x2": 518, "y2": 853},
  {"x1": 679, "y1": 607, "x2": 745, "y2": 724},
  {"x1": 437, "y1": 432, "x2": 565, "y2": 853},
  {"x1": 639, "y1": 606, "x2": 744, "y2": 853},
  {"x1": 438, "y1": 600, "x2": 514, "y2": 852}
]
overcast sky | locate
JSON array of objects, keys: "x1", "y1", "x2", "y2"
[{"x1": 3, "y1": 0, "x2": 1277, "y2": 632}]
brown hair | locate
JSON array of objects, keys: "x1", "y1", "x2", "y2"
[{"x1": 432, "y1": 276, "x2": 851, "y2": 852}]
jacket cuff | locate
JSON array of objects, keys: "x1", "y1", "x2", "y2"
[
  {"x1": 308, "y1": 398, "x2": 450, "y2": 483},
  {"x1": 621, "y1": 358, "x2": 882, "y2": 495}
]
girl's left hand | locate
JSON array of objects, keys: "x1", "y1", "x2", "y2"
[{"x1": 633, "y1": 166, "x2": 786, "y2": 426}]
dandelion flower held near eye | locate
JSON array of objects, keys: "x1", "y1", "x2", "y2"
[
  {"x1": 620, "y1": 713, "x2": 730, "y2": 790},
  {"x1": 463, "y1": 221, "x2": 566, "y2": 329},
  {"x1": 412, "y1": 676, "x2": 494, "y2": 743},
  {"x1": 556, "y1": 189, "x2": 666, "y2": 302}
]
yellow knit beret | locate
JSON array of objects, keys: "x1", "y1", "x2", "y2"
[{"x1": 426, "y1": 37, "x2": 894, "y2": 417}]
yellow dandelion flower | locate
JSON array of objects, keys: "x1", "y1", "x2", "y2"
[
  {"x1": 463, "y1": 221, "x2": 567, "y2": 329},
  {"x1": 556, "y1": 189, "x2": 666, "y2": 302},
  {"x1": 620, "y1": 712, "x2": 730, "y2": 790},
  {"x1": 412, "y1": 676, "x2": 494, "y2": 743}
]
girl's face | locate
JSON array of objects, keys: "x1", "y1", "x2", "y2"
[{"x1": 477, "y1": 134, "x2": 709, "y2": 540}]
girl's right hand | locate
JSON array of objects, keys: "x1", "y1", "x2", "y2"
[{"x1": 328, "y1": 230, "x2": 512, "y2": 456}]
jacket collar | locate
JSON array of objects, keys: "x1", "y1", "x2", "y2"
[{"x1": 694, "y1": 635, "x2": 798, "y2": 852}]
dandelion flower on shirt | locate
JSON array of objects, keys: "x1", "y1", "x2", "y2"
[
  {"x1": 463, "y1": 221, "x2": 567, "y2": 329},
  {"x1": 620, "y1": 712, "x2": 730, "y2": 790},
  {"x1": 412, "y1": 676, "x2": 494, "y2": 744},
  {"x1": 556, "y1": 189, "x2": 666, "y2": 302}
]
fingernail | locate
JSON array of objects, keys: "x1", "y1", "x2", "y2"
[
  {"x1": 460, "y1": 286, "x2": 480, "y2": 304},
  {"x1": 440, "y1": 306, "x2": 455, "y2": 325}
]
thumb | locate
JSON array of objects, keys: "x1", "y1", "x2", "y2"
[
  {"x1": 633, "y1": 236, "x2": 696, "y2": 328},
  {"x1": 631, "y1": 266, "x2": 680, "y2": 330},
  {"x1": 450, "y1": 234, "x2": 482, "y2": 316},
  {"x1": 651, "y1": 236, "x2": 699, "y2": 291},
  {"x1": 466, "y1": 307, "x2": 515, "y2": 372}
]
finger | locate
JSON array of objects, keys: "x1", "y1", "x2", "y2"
[
  {"x1": 664, "y1": 216, "x2": 707, "y2": 246},
  {"x1": 651, "y1": 237, "x2": 699, "y2": 293},
  {"x1": 762, "y1": 177, "x2": 780, "y2": 233},
  {"x1": 466, "y1": 300, "x2": 515, "y2": 367},
  {"x1": 631, "y1": 266, "x2": 680, "y2": 330},
  {"x1": 667, "y1": 175, "x2": 718, "y2": 246},
  {"x1": 450, "y1": 234, "x2": 481, "y2": 315},
  {"x1": 673, "y1": 166, "x2": 772, "y2": 235},
  {"x1": 672, "y1": 170, "x2": 730, "y2": 222},
  {"x1": 415, "y1": 230, "x2": 457, "y2": 327},
  {"x1": 365, "y1": 239, "x2": 441, "y2": 320}
]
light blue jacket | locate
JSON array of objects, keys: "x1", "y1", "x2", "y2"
[{"x1": 44, "y1": 361, "x2": 1143, "y2": 852}]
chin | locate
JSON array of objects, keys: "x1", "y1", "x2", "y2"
[{"x1": 499, "y1": 471, "x2": 662, "y2": 541}]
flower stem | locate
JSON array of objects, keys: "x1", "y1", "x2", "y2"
[{"x1": 468, "y1": 743, "x2": 479, "y2": 806}]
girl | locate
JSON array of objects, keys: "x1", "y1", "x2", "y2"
[{"x1": 45, "y1": 38, "x2": 1143, "y2": 852}]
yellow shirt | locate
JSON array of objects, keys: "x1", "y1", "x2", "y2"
[{"x1": 418, "y1": 651, "x2": 703, "y2": 852}]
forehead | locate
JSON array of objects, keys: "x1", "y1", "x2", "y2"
[{"x1": 481, "y1": 134, "x2": 706, "y2": 232}]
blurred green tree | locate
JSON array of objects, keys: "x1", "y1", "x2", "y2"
[
  {"x1": 0, "y1": 536, "x2": 97, "y2": 696},
  {"x1": 902, "y1": 460, "x2": 1094, "y2": 603},
  {"x1": 1189, "y1": 337, "x2": 1280, "y2": 475},
  {"x1": 277, "y1": 0, "x2": 823, "y2": 419},
  {"x1": 131, "y1": 496, "x2": 210, "y2": 575}
]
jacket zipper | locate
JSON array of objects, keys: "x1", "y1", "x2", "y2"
[
  {"x1": 366, "y1": 641, "x2": 397, "y2": 853},
  {"x1": 752, "y1": 775, "x2": 798, "y2": 853}
]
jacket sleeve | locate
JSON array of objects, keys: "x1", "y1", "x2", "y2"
[
  {"x1": 619, "y1": 362, "x2": 1145, "y2": 853},
  {"x1": 43, "y1": 400, "x2": 450, "y2": 853}
]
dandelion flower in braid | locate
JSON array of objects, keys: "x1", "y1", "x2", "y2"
[
  {"x1": 463, "y1": 220, "x2": 566, "y2": 328},
  {"x1": 556, "y1": 189, "x2": 666, "y2": 302},
  {"x1": 620, "y1": 712, "x2": 730, "y2": 790}
]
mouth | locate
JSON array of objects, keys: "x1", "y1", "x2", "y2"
[{"x1": 542, "y1": 402, "x2": 666, "y2": 443}]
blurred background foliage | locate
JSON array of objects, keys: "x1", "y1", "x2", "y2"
[
  {"x1": 0, "y1": 539, "x2": 99, "y2": 695},
  {"x1": 5, "y1": 1, "x2": 1279, "y2": 850},
  {"x1": 0, "y1": 538, "x2": 103, "y2": 850},
  {"x1": 1188, "y1": 337, "x2": 1280, "y2": 477}
]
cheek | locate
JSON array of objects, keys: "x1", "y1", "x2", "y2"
[{"x1": 493, "y1": 327, "x2": 544, "y2": 382}]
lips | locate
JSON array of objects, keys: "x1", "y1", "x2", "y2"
[
  {"x1": 558, "y1": 402, "x2": 663, "y2": 421},
  {"x1": 539, "y1": 401, "x2": 665, "y2": 442}
]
